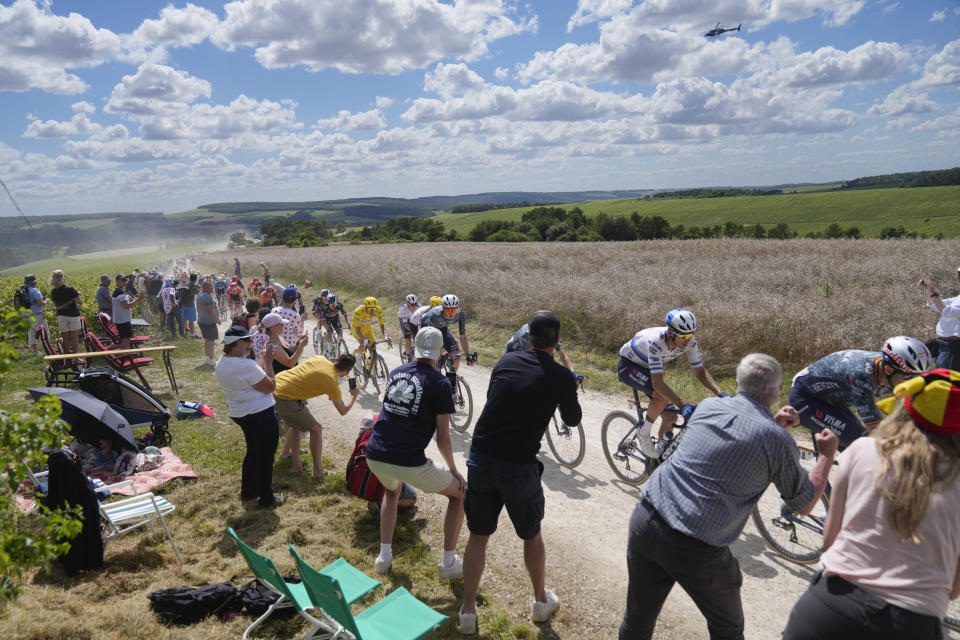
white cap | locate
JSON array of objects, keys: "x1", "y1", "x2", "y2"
[
  {"x1": 415, "y1": 326, "x2": 442, "y2": 360},
  {"x1": 260, "y1": 312, "x2": 289, "y2": 329}
]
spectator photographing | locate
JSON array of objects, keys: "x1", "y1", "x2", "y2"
[
  {"x1": 49, "y1": 269, "x2": 83, "y2": 356},
  {"x1": 178, "y1": 273, "x2": 200, "y2": 339},
  {"x1": 111, "y1": 274, "x2": 145, "y2": 350},
  {"x1": 918, "y1": 268, "x2": 960, "y2": 371}
]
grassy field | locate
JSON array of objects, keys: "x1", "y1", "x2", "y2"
[
  {"x1": 0, "y1": 243, "x2": 219, "y2": 278},
  {"x1": 432, "y1": 185, "x2": 960, "y2": 237}
]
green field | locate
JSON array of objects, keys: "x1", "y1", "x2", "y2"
[
  {"x1": 432, "y1": 185, "x2": 960, "y2": 237},
  {"x1": 0, "y1": 243, "x2": 216, "y2": 277}
]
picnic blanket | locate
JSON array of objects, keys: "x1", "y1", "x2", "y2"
[{"x1": 16, "y1": 446, "x2": 197, "y2": 513}]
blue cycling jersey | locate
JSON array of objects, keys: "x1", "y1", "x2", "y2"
[
  {"x1": 792, "y1": 350, "x2": 890, "y2": 425},
  {"x1": 420, "y1": 306, "x2": 466, "y2": 335}
]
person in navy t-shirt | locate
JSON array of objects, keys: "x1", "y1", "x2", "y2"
[{"x1": 365, "y1": 326, "x2": 466, "y2": 581}]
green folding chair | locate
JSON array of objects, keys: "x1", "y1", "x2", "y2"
[
  {"x1": 226, "y1": 527, "x2": 380, "y2": 640},
  {"x1": 290, "y1": 544, "x2": 446, "y2": 640}
]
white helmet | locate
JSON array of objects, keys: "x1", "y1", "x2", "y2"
[
  {"x1": 441, "y1": 294, "x2": 459, "y2": 309},
  {"x1": 405, "y1": 293, "x2": 418, "y2": 304},
  {"x1": 882, "y1": 335, "x2": 933, "y2": 375},
  {"x1": 665, "y1": 308, "x2": 697, "y2": 335}
]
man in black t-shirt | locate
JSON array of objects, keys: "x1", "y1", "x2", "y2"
[
  {"x1": 458, "y1": 311, "x2": 581, "y2": 634},
  {"x1": 365, "y1": 326, "x2": 466, "y2": 581}
]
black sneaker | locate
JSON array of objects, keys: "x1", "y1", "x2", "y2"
[{"x1": 258, "y1": 495, "x2": 287, "y2": 509}]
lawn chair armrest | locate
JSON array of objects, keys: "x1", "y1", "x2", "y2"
[{"x1": 98, "y1": 478, "x2": 137, "y2": 495}]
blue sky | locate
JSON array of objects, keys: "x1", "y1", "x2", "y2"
[{"x1": 1, "y1": 0, "x2": 958, "y2": 215}]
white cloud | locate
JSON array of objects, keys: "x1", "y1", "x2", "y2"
[
  {"x1": 881, "y1": 2, "x2": 900, "y2": 14},
  {"x1": 375, "y1": 96, "x2": 394, "y2": 109},
  {"x1": 494, "y1": 66, "x2": 510, "y2": 80},
  {"x1": 0, "y1": 0, "x2": 123, "y2": 94},
  {"x1": 930, "y1": 9, "x2": 946, "y2": 22},
  {"x1": 315, "y1": 109, "x2": 386, "y2": 131},
  {"x1": 423, "y1": 63, "x2": 487, "y2": 99},
  {"x1": 23, "y1": 112, "x2": 103, "y2": 138},
  {"x1": 867, "y1": 86, "x2": 936, "y2": 116},
  {"x1": 125, "y1": 3, "x2": 219, "y2": 52},
  {"x1": 915, "y1": 39, "x2": 960, "y2": 87},
  {"x1": 910, "y1": 107, "x2": 960, "y2": 133},
  {"x1": 72, "y1": 101, "x2": 96, "y2": 115},
  {"x1": 139, "y1": 95, "x2": 299, "y2": 140},
  {"x1": 211, "y1": 0, "x2": 534, "y2": 74},
  {"x1": 768, "y1": 41, "x2": 911, "y2": 88},
  {"x1": 567, "y1": 0, "x2": 631, "y2": 31},
  {"x1": 105, "y1": 64, "x2": 212, "y2": 116}
]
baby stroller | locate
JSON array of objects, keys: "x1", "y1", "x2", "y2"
[{"x1": 76, "y1": 367, "x2": 172, "y2": 447}]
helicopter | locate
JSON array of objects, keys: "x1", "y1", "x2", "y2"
[{"x1": 705, "y1": 22, "x2": 741, "y2": 37}]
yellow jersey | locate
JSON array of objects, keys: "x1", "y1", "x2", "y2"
[{"x1": 351, "y1": 305, "x2": 384, "y2": 329}]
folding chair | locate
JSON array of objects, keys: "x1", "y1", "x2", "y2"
[
  {"x1": 290, "y1": 545, "x2": 446, "y2": 640},
  {"x1": 227, "y1": 528, "x2": 380, "y2": 640},
  {"x1": 36, "y1": 324, "x2": 82, "y2": 386},
  {"x1": 98, "y1": 312, "x2": 150, "y2": 347},
  {"x1": 97, "y1": 478, "x2": 183, "y2": 566},
  {"x1": 84, "y1": 332, "x2": 154, "y2": 389}
]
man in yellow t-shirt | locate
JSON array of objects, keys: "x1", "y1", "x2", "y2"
[{"x1": 274, "y1": 354, "x2": 359, "y2": 478}]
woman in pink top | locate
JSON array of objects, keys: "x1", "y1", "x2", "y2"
[{"x1": 783, "y1": 368, "x2": 960, "y2": 639}]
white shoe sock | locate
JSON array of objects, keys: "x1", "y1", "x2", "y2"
[{"x1": 442, "y1": 549, "x2": 456, "y2": 567}]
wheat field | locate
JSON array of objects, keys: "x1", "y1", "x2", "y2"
[{"x1": 204, "y1": 239, "x2": 957, "y2": 372}]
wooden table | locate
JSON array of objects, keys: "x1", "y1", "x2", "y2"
[{"x1": 44, "y1": 345, "x2": 179, "y2": 394}]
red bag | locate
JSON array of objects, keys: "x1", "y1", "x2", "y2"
[{"x1": 346, "y1": 428, "x2": 385, "y2": 501}]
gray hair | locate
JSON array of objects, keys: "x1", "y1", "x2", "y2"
[{"x1": 735, "y1": 353, "x2": 782, "y2": 407}]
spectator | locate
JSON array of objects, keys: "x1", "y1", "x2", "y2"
[
  {"x1": 783, "y1": 369, "x2": 960, "y2": 639},
  {"x1": 48, "y1": 270, "x2": 83, "y2": 356},
  {"x1": 111, "y1": 275, "x2": 145, "y2": 350},
  {"x1": 144, "y1": 270, "x2": 164, "y2": 326},
  {"x1": 259, "y1": 261, "x2": 270, "y2": 284},
  {"x1": 459, "y1": 311, "x2": 582, "y2": 634},
  {"x1": 238, "y1": 299, "x2": 260, "y2": 330},
  {"x1": 24, "y1": 274, "x2": 47, "y2": 354},
  {"x1": 124, "y1": 271, "x2": 139, "y2": 297},
  {"x1": 196, "y1": 278, "x2": 220, "y2": 367},
  {"x1": 215, "y1": 326, "x2": 284, "y2": 509},
  {"x1": 95, "y1": 274, "x2": 112, "y2": 321},
  {"x1": 178, "y1": 273, "x2": 200, "y2": 339},
  {"x1": 918, "y1": 268, "x2": 960, "y2": 371},
  {"x1": 234, "y1": 257, "x2": 241, "y2": 280},
  {"x1": 365, "y1": 326, "x2": 465, "y2": 579},
  {"x1": 272, "y1": 285, "x2": 305, "y2": 346},
  {"x1": 618, "y1": 353, "x2": 837, "y2": 640},
  {"x1": 159, "y1": 278, "x2": 183, "y2": 338},
  {"x1": 272, "y1": 353, "x2": 359, "y2": 478},
  {"x1": 259, "y1": 285, "x2": 276, "y2": 309}
]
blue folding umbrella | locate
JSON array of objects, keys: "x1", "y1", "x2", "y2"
[{"x1": 28, "y1": 387, "x2": 138, "y2": 452}]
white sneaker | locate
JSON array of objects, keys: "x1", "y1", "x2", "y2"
[
  {"x1": 373, "y1": 556, "x2": 391, "y2": 575},
  {"x1": 438, "y1": 554, "x2": 463, "y2": 581},
  {"x1": 637, "y1": 434, "x2": 657, "y2": 458},
  {"x1": 458, "y1": 605, "x2": 477, "y2": 635},
  {"x1": 205, "y1": 357, "x2": 216, "y2": 366},
  {"x1": 532, "y1": 589, "x2": 559, "y2": 623}
]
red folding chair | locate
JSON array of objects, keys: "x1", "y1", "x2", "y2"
[
  {"x1": 83, "y1": 332, "x2": 155, "y2": 389},
  {"x1": 36, "y1": 325, "x2": 83, "y2": 386},
  {"x1": 97, "y1": 313, "x2": 149, "y2": 346}
]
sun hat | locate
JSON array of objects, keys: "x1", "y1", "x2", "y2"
[
  {"x1": 100, "y1": 274, "x2": 111, "y2": 283},
  {"x1": 223, "y1": 325, "x2": 257, "y2": 345},
  {"x1": 415, "y1": 326, "x2": 442, "y2": 360},
  {"x1": 24, "y1": 274, "x2": 37, "y2": 285},
  {"x1": 260, "y1": 312, "x2": 289, "y2": 329},
  {"x1": 876, "y1": 368, "x2": 960, "y2": 435}
]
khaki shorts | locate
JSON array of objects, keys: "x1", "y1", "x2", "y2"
[
  {"x1": 274, "y1": 398, "x2": 318, "y2": 431},
  {"x1": 367, "y1": 458, "x2": 453, "y2": 494},
  {"x1": 57, "y1": 315, "x2": 83, "y2": 333}
]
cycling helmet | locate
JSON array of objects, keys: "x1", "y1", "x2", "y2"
[
  {"x1": 882, "y1": 335, "x2": 933, "y2": 375},
  {"x1": 429, "y1": 296, "x2": 442, "y2": 307},
  {"x1": 364, "y1": 296, "x2": 378, "y2": 308},
  {"x1": 441, "y1": 294, "x2": 460, "y2": 309},
  {"x1": 406, "y1": 293, "x2": 418, "y2": 304},
  {"x1": 320, "y1": 288, "x2": 329, "y2": 297},
  {"x1": 327, "y1": 293, "x2": 337, "y2": 304},
  {"x1": 665, "y1": 308, "x2": 697, "y2": 335}
]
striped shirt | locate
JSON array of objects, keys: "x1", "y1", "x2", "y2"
[{"x1": 645, "y1": 394, "x2": 814, "y2": 547}]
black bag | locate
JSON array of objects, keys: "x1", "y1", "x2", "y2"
[
  {"x1": 13, "y1": 285, "x2": 30, "y2": 310},
  {"x1": 148, "y1": 582, "x2": 243, "y2": 625},
  {"x1": 239, "y1": 577, "x2": 299, "y2": 618}
]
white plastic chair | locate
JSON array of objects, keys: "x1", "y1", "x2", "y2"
[{"x1": 96, "y1": 479, "x2": 183, "y2": 566}]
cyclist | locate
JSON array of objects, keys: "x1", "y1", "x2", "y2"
[
  {"x1": 226, "y1": 276, "x2": 245, "y2": 318},
  {"x1": 617, "y1": 308, "x2": 726, "y2": 457},
  {"x1": 398, "y1": 294, "x2": 420, "y2": 358},
  {"x1": 351, "y1": 296, "x2": 390, "y2": 358},
  {"x1": 311, "y1": 288, "x2": 331, "y2": 320},
  {"x1": 789, "y1": 335, "x2": 933, "y2": 451},
  {"x1": 506, "y1": 322, "x2": 574, "y2": 372},
  {"x1": 418, "y1": 294, "x2": 473, "y2": 373},
  {"x1": 409, "y1": 295, "x2": 441, "y2": 336},
  {"x1": 319, "y1": 293, "x2": 348, "y2": 345},
  {"x1": 214, "y1": 273, "x2": 228, "y2": 312}
]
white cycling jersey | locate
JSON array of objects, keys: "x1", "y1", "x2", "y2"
[
  {"x1": 398, "y1": 302, "x2": 418, "y2": 322},
  {"x1": 408, "y1": 304, "x2": 430, "y2": 327},
  {"x1": 619, "y1": 326, "x2": 702, "y2": 374}
]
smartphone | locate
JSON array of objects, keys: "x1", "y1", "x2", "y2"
[{"x1": 348, "y1": 376, "x2": 357, "y2": 390}]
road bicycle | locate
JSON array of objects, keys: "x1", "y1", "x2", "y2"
[
  {"x1": 313, "y1": 322, "x2": 348, "y2": 359},
  {"x1": 601, "y1": 389, "x2": 687, "y2": 485},
  {"x1": 215, "y1": 290, "x2": 228, "y2": 318},
  {"x1": 353, "y1": 338, "x2": 391, "y2": 393},
  {"x1": 544, "y1": 374, "x2": 585, "y2": 468},
  {"x1": 437, "y1": 352, "x2": 477, "y2": 433}
]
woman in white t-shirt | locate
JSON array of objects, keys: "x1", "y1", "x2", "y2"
[
  {"x1": 214, "y1": 325, "x2": 285, "y2": 509},
  {"x1": 783, "y1": 369, "x2": 960, "y2": 639}
]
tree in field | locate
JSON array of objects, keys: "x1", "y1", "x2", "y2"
[{"x1": 229, "y1": 231, "x2": 247, "y2": 246}]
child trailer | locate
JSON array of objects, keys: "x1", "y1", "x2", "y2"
[{"x1": 76, "y1": 366, "x2": 172, "y2": 447}]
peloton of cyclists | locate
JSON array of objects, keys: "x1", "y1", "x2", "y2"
[
  {"x1": 789, "y1": 335, "x2": 933, "y2": 451},
  {"x1": 351, "y1": 296, "x2": 391, "y2": 357},
  {"x1": 617, "y1": 308, "x2": 726, "y2": 457},
  {"x1": 418, "y1": 294, "x2": 474, "y2": 373}
]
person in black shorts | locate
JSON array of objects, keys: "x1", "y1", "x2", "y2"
[{"x1": 458, "y1": 311, "x2": 581, "y2": 634}]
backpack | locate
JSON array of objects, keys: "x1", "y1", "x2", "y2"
[
  {"x1": 176, "y1": 400, "x2": 213, "y2": 420},
  {"x1": 147, "y1": 582, "x2": 242, "y2": 625},
  {"x1": 13, "y1": 285, "x2": 30, "y2": 310},
  {"x1": 239, "y1": 578, "x2": 299, "y2": 618},
  {"x1": 346, "y1": 427, "x2": 385, "y2": 501},
  {"x1": 145, "y1": 276, "x2": 162, "y2": 296}
]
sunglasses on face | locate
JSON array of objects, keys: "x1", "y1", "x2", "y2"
[{"x1": 674, "y1": 333, "x2": 694, "y2": 344}]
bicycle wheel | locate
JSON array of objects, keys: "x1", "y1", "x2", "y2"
[
  {"x1": 449, "y1": 376, "x2": 473, "y2": 432},
  {"x1": 750, "y1": 488, "x2": 829, "y2": 564},
  {"x1": 312, "y1": 327, "x2": 322, "y2": 355},
  {"x1": 943, "y1": 600, "x2": 960, "y2": 632},
  {"x1": 546, "y1": 412, "x2": 585, "y2": 468},
  {"x1": 353, "y1": 353, "x2": 369, "y2": 390},
  {"x1": 370, "y1": 355, "x2": 388, "y2": 393},
  {"x1": 336, "y1": 337, "x2": 348, "y2": 358},
  {"x1": 601, "y1": 411, "x2": 651, "y2": 485}
]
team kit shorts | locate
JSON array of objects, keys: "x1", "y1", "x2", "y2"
[
  {"x1": 788, "y1": 385, "x2": 868, "y2": 451},
  {"x1": 323, "y1": 315, "x2": 342, "y2": 334},
  {"x1": 617, "y1": 356, "x2": 654, "y2": 397}
]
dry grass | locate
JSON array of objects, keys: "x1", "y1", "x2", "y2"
[{"x1": 209, "y1": 239, "x2": 956, "y2": 373}]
